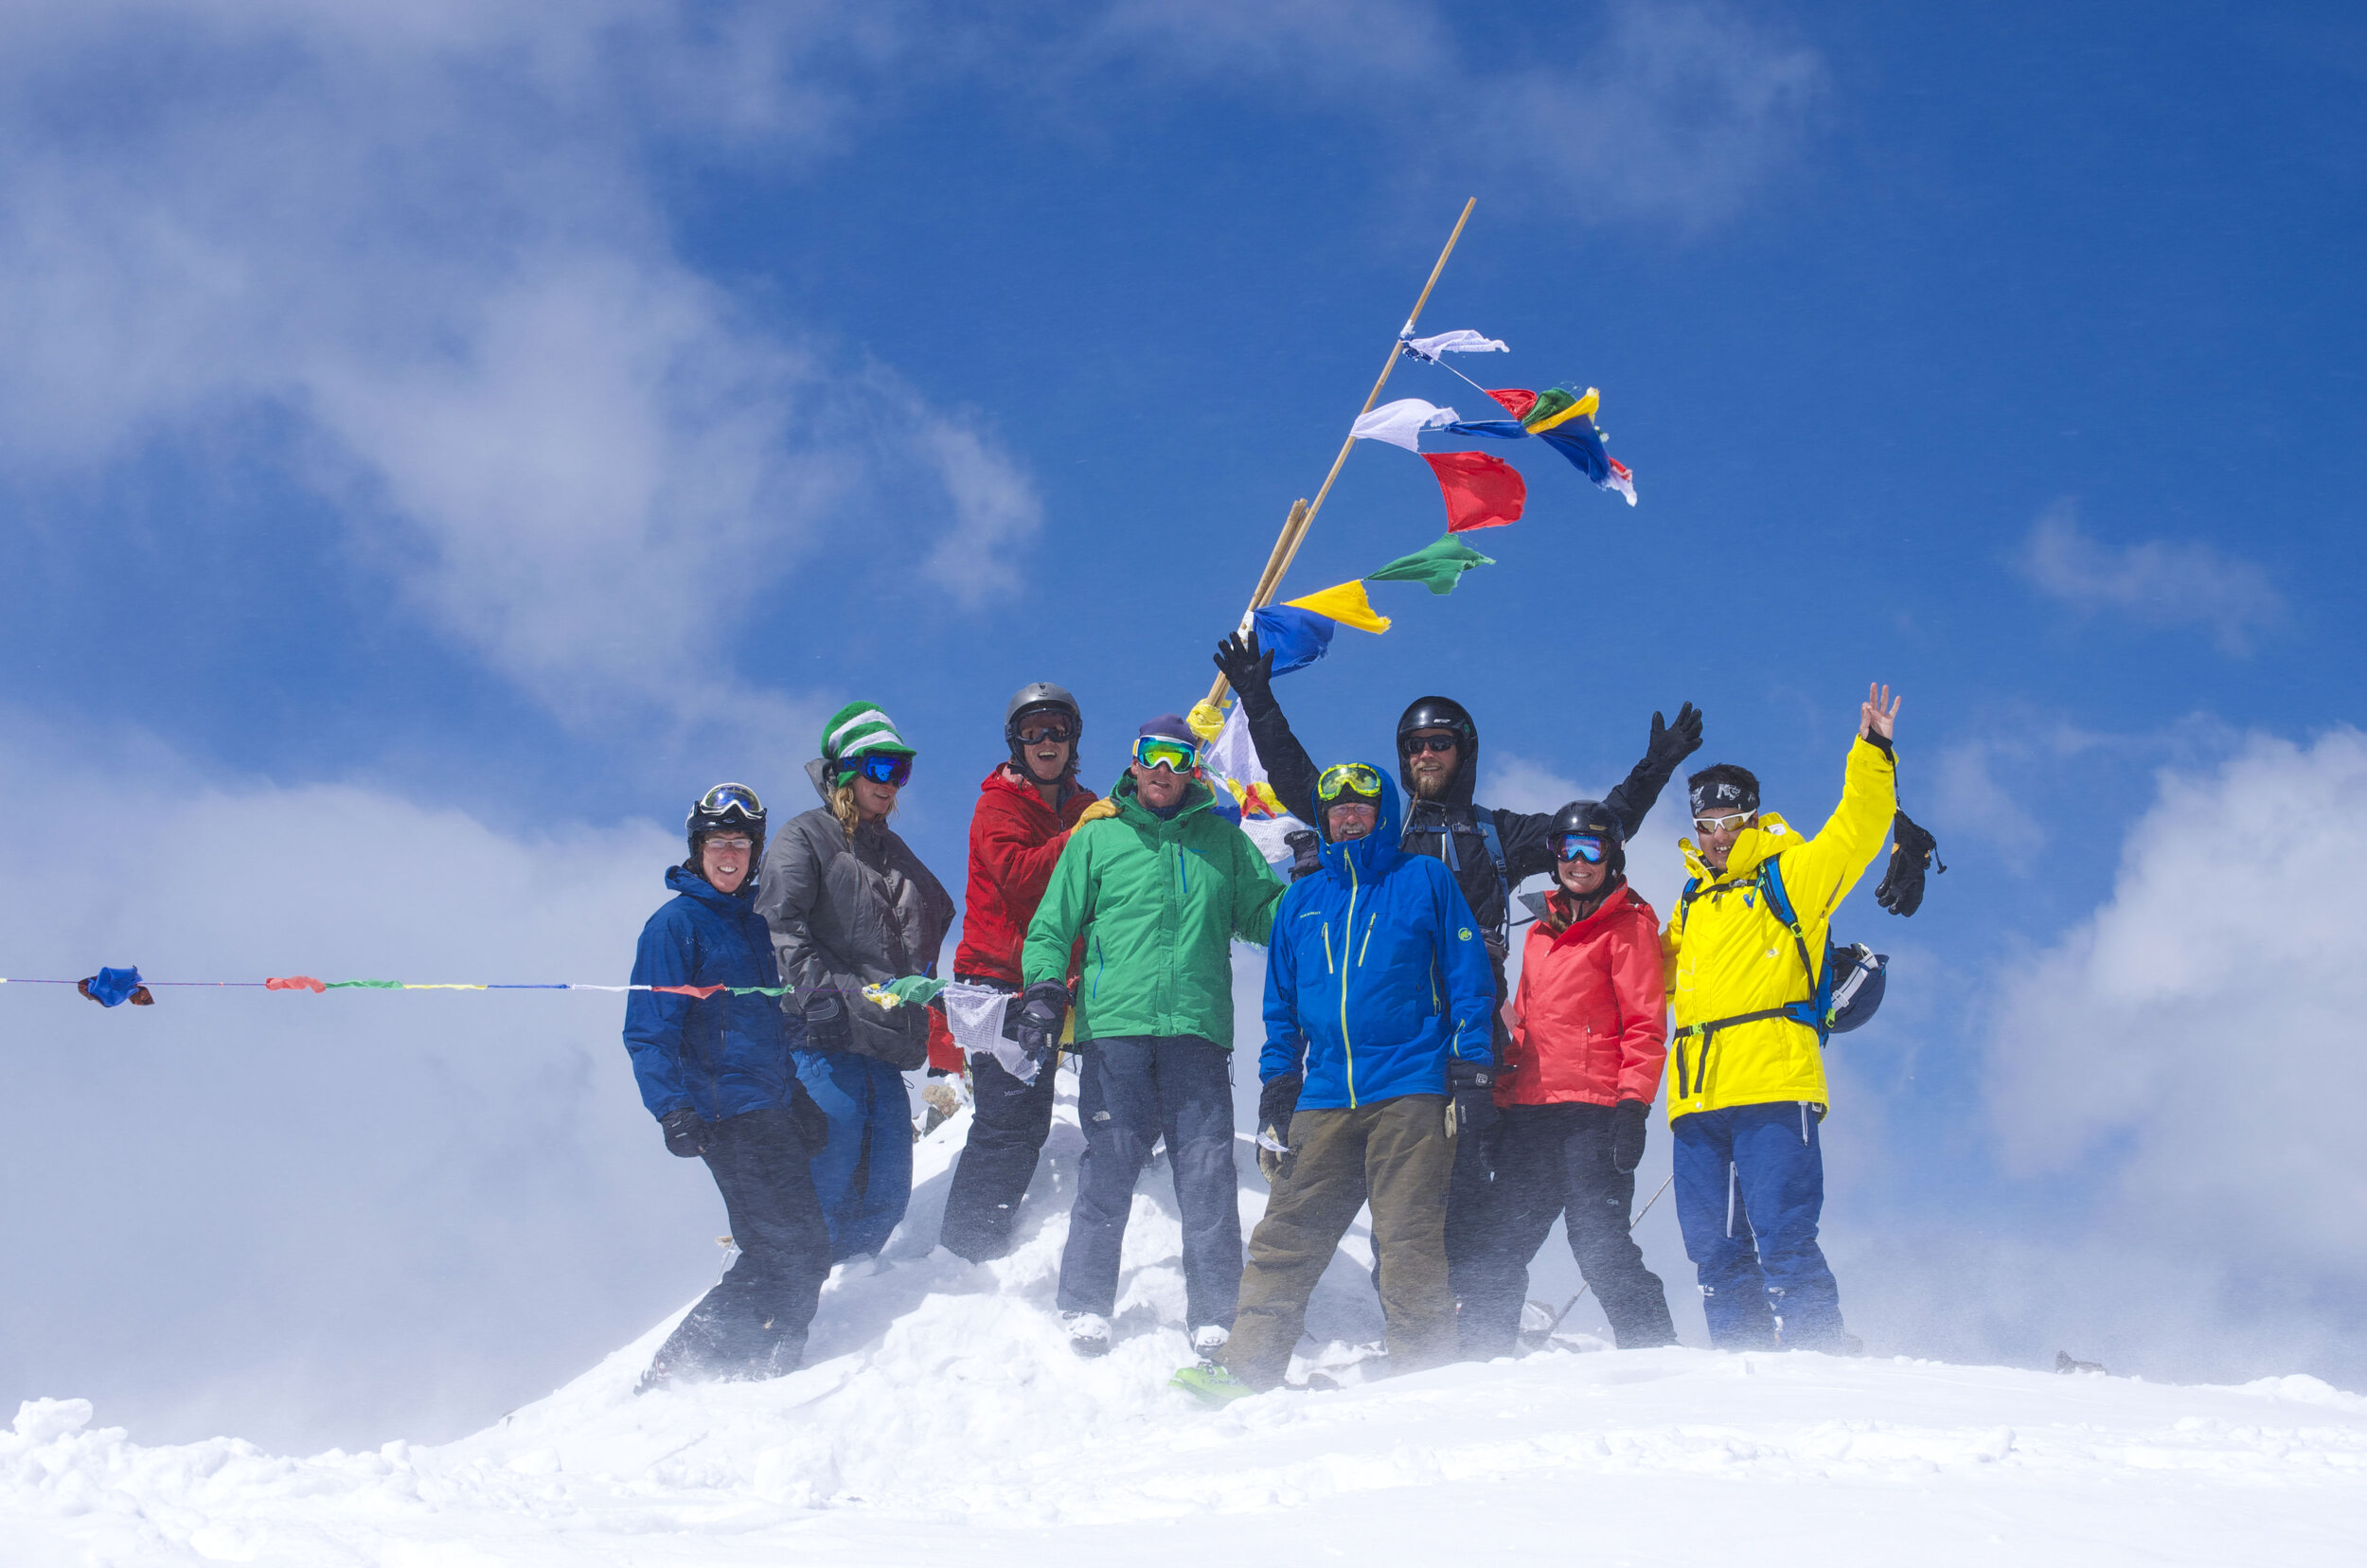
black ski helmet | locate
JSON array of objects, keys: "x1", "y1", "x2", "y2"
[
  {"x1": 1005, "y1": 682, "x2": 1082, "y2": 775},
  {"x1": 1396, "y1": 695, "x2": 1478, "y2": 801},
  {"x1": 1549, "y1": 798, "x2": 1626, "y2": 877},
  {"x1": 685, "y1": 782, "x2": 766, "y2": 864}
]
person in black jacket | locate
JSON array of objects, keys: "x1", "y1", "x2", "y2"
[{"x1": 1211, "y1": 633, "x2": 1701, "y2": 1328}]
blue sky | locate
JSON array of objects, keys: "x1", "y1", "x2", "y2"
[{"x1": 4, "y1": 1, "x2": 2365, "y2": 1448}]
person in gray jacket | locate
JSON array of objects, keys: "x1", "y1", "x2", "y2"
[{"x1": 756, "y1": 701, "x2": 956, "y2": 1261}]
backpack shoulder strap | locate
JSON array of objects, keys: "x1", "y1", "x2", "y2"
[
  {"x1": 1473, "y1": 812, "x2": 1509, "y2": 897},
  {"x1": 1757, "y1": 854, "x2": 1822, "y2": 994}
]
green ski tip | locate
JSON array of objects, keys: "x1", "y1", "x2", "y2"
[{"x1": 1168, "y1": 1362, "x2": 1254, "y2": 1406}]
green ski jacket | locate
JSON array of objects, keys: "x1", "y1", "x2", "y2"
[{"x1": 1021, "y1": 770, "x2": 1281, "y2": 1048}]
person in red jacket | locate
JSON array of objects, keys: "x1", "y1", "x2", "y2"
[
  {"x1": 936, "y1": 683, "x2": 1099, "y2": 1262},
  {"x1": 1456, "y1": 798, "x2": 1678, "y2": 1356}
]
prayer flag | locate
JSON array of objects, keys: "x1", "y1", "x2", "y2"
[
  {"x1": 1606, "y1": 456, "x2": 1638, "y2": 507},
  {"x1": 1250, "y1": 604, "x2": 1336, "y2": 676},
  {"x1": 1521, "y1": 387, "x2": 1577, "y2": 431},
  {"x1": 1365, "y1": 534, "x2": 1496, "y2": 596},
  {"x1": 1488, "y1": 389, "x2": 1539, "y2": 420},
  {"x1": 1538, "y1": 419, "x2": 1611, "y2": 484},
  {"x1": 1401, "y1": 329, "x2": 1509, "y2": 362},
  {"x1": 1350, "y1": 398, "x2": 1458, "y2": 452},
  {"x1": 1527, "y1": 386, "x2": 1599, "y2": 435},
  {"x1": 1441, "y1": 419, "x2": 1528, "y2": 441},
  {"x1": 1421, "y1": 451, "x2": 1526, "y2": 532},
  {"x1": 1285, "y1": 579, "x2": 1392, "y2": 633}
]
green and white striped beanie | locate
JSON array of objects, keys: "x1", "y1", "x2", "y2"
[{"x1": 822, "y1": 701, "x2": 917, "y2": 778}]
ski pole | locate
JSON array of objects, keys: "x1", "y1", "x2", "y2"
[{"x1": 1544, "y1": 1171, "x2": 1674, "y2": 1336}]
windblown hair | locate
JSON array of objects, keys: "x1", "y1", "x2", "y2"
[{"x1": 829, "y1": 780, "x2": 898, "y2": 840}]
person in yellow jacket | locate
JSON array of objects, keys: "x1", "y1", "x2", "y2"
[{"x1": 1662, "y1": 683, "x2": 1899, "y2": 1352}]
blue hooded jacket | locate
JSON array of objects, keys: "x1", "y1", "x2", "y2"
[
  {"x1": 623, "y1": 864, "x2": 806, "y2": 1122},
  {"x1": 1260, "y1": 765, "x2": 1496, "y2": 1110}
]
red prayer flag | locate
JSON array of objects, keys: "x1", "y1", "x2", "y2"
[
  {"x1": 1422, "y1": 451, "x2": 1526, "y2": 533},
  {"x1": 1487, "y1": 388, "x2": 1539, "y2": 420},
  {"x1": 265, "y1": 975, "x2": 326, "y2": 992}
]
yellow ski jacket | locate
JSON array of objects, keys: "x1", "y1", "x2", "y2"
[{"x1": 1662, "y1": 736, "x2": 1896, "y2": 1121}]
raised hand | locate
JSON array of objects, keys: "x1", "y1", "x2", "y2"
[{"x1": 1860, "y1": 683, "x2": 1900, "y2": 742}]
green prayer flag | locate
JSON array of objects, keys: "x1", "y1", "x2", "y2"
[{"x1": 1363, "y1": 535, "x2": 1497, "y2": 597}]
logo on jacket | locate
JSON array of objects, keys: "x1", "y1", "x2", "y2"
[{"x1": 1458, "y1": 928, "x2": 1473, "y2": 941}]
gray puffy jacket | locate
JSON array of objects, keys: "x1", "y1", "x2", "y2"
[{"x1": 754, "y1": 761, "x2": 956, "y2": 1070}]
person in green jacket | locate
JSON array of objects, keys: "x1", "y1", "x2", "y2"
[{"x1": 1017, "y1": 713, "x2": 1282, "y2": 1358}]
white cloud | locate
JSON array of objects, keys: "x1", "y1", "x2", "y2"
[
  {"x1": 2019, "y1": 500, "x2": 2285, "y2": 654},
  {"x1": 1985, "y1": 727, "x2": 2367, "y2": 1280},
  {"x1": 0, "y1": 708, "x2": 726, "y2": 1451},
  {"x1": 1088, "y1": 0, "x2": 1824, "y2": 225},
  {"x1": 0, "y1": 1, "x2": 1030, "y2": 729}
]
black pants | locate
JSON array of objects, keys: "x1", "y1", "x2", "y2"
[
  {"x1": 938, "y1": 1050, "x2": 1061, "y2": 1262},
  {"x1": 650, "y1": 1106, "x2": 832, "y2": 1381},
  {"x1": 1454, "y1": 1101, "x2": 1677, "y2": 1357}
]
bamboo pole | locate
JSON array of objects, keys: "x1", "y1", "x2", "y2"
[{"x1": 1200, "y1": 198, "x2": 1478, "y2": 712}]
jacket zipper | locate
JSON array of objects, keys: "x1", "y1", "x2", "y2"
[
  {"x1": 1358, "y1": 910, "x2": 1378, "y2": 965},
  {"x1": 1339, "y1": 854, "x2": 1361, "y2": 1107}
]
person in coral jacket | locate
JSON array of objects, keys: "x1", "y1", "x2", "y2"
[
  {"x1": 1454, "y1": 798, "x2": 1678, "y2": 1357},
  {"x1": 935, "y1": 683, "x2": 1098, "y2": 1263}
]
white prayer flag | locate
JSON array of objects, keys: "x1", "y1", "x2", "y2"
[
  {"x1": 1402, "y1": 329, "x2": 1509, "y2": 361},
  {"x1": 1350, "y1": 398, "x2": 1459, "y2": 452}
]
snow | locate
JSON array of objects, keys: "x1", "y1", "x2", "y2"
[{"x1": 7, "y1": 1084, "x2": 2363, "y2": 1566}]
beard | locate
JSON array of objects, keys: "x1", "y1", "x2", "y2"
[{"x1": 1410, "y1": 768, "x2": 1453, "y2": 800}]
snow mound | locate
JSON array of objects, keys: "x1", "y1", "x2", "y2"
[{"x1": 7, "y1": 1086, "x2": 2365, "y2": 1565}]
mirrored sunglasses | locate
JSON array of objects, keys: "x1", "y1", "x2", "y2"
[{"x1": 1693, "y1": 811, "x2": 1753, "y2": 835}]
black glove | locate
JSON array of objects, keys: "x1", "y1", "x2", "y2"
[
  {"x1": 660, "y1": 1108, "x2": 708, "y2": 1159},
  {"x1": 1875, "y1": 810, "x2": 1945, "y2": 918},
  {"x1": 1610, "y1": 1098, "x2": 1650, "y2": 1175},
  {"x1": 1013, "y1": 980, "x2": 1071, "y2": 1056},
  {"x1": 1284, "y1": 829, "x2": 1322, "y2": 882},
  {"x1": 1646, "y1": 702, "x2": 1704, "y2": 776},
  {"x1": 1256, "y1": 1072, "x2": 1302, "y2": 1183},
  {"x1": 1447, "y1": 1058, "x2": 1500, "y2": 1139},
  {"x1": 801, "y1": 991, "x2": 851, "y2": 1053},
  {"x1": 1213, "y1": 630, "x2": 1275, "y2": 708}
]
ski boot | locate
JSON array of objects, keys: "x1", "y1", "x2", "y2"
[
  {"x1": 1063, "y1": 1311, "x2": 1112, "y2": 1358},
  {"x1": 1169, "y1": 1362, "x2": 1253, "y2": 1406}
]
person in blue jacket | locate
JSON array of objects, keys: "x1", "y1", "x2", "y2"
[
  {"x1": 1175, "y1": 761, "x2": 1494, "y2": 1400},
  {"x1": 623, "y1": 784, "x2": 830, "y2": 1393}
]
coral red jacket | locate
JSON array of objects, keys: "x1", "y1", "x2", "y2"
[
  {"x1": 1499, "y1": 882, "x2": 1667, "y2": 1109},
  {"x1": 952, "y1": 764, "x2": 1098, "y2": 987}
]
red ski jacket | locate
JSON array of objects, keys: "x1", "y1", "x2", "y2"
[
  {"x1": 1500, "y1": 882, "x2": 1668, "y2": 1109},
  {"x1": 952, "y1": 765, "x2": 1098, "y2": 989}
]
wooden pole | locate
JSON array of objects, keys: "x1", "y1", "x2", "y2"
[{"x1": 1200, "y1": 198, "x2": 1478, "y2": 712}]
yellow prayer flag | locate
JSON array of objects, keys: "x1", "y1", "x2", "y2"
[
  {"x1": 1285, "y1": 579, "x2": 1392, "y2": 634},
  {"x1": 1527, "y1": 386, "x2": 1600, "y2": 435}
]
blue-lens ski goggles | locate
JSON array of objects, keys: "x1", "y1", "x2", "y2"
[
  {"x1": 1553, "y1": 832, "x2": 1607, "y2": 864},
  {"x1": 1131, "y1": 736, "x2": 1198, "y2": 774},
  {"x1": 842, "y1": 752, "x2": 913, "y2": 788}
]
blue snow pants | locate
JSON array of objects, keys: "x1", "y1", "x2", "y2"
[
  {"x1": 1671, "y1": 1101, "x2": 1848, "y2": 1350},
  {"x1": 1056, "y1": 1036, "x2": 1242, "y2": 1332},
  {"x1": 795, "y1": 1048, "x2": 914, "y2": 1262}
]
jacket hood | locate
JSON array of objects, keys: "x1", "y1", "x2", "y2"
[
  {"x1": 1317, "y1": 761, "x2": 1407, "y2": 884},
  {"x1": 1679, "y1": 810, "x2": 1799, "y2": 885},
  {"x1": 1396, "y1": 697, "x2": 1479, "y2": 811},
  {"x1": 667, "y1": 861, "x2": 756, "y2": 909},
  {"x1": 1110, "y1": 767, "x2": 1214, "y2": 824}
]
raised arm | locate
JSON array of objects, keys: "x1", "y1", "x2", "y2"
[
  {"x1": 1785, "y1": 685, "x2": 1902, "y2": 917},
  {"x1": 1601, "y1": 702, "x2": 1703, "y2": 843},
  {"x1": 1215, "y1": 631, "x2": 1321, "y2": 825}
]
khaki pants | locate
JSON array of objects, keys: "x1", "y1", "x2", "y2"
[{"x1": 1220, "y1": 1094, "x2": 1456, "y2": 1390}]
